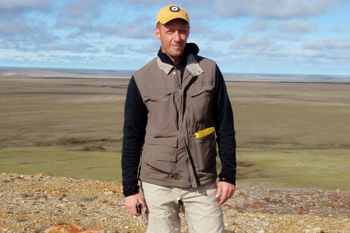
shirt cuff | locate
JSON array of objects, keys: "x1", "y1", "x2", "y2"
[
  {"x1": 122, "y1": 183, "x2": 140, "y2": 197},
  {"x1": 219, "y1": 173, "x2": 236, "y2": 185}
]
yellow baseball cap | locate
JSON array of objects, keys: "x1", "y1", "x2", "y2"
[{"x1": 156, "y1": 5, "x2": 189, "y2": 25}]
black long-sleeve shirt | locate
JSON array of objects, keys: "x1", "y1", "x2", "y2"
[{"x1": 122, "y1": 44, "x2": 236, "y2": 196}]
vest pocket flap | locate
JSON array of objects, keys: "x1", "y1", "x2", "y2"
[
  {"x1": 147, "y1": 136, "x2": 178, "y2": 148},
  {"x1": 188, "y1": 88, "x2": 213, "y2": 97},
  {"x1": 144, "y1": 92, "x2": 172, "y2": 102},
  {"x1": 146, "y1": 137, "x2": 178, "y2": 163}
]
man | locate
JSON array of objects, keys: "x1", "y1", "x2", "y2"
[{"x1": 122, "y1": 5, "x2": 236, "y2": 233}]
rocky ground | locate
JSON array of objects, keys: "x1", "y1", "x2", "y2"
[{"x1": 1, "y1": 173, "x2": 350, "y2": 233}]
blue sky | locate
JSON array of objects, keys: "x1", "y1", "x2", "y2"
[{"x1": 0, "y1": 0, "x2": 349, "y2": 75}]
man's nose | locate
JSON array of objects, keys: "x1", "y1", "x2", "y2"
[{"x1": 173, "y1": 31, "x2": 181, "y2": 41}]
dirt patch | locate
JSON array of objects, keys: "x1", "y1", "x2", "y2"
[{"x1": 236, "y1": 160, "x2": 273, "y2": 180}]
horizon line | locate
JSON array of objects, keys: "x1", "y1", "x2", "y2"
[{"x1": 1, "y1": 65, "x2": 349, "y2": 78}]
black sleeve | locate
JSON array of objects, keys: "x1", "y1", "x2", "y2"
[
  {"x1": 213, "y1": 65, "x2": 237, "y2": 185},
  {"x1": 121, "y1": 76, "x2": 148, "y2": 196}
]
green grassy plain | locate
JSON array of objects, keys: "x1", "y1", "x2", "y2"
[
  {"x1": 0, "y1": 69, "x2": 349, "y2": 190},
  {"x1": 236, "y1": 149, "x2": 350, "y2": 190},
  {"x1": 0, "y1": 146, "x2": 122, "y2": 181}
]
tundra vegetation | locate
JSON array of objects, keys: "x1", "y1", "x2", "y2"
[{"x1": 1, "y1": 69, "x2": 349, "y2": 191}]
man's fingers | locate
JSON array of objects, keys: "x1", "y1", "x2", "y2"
[
  {"x1": 219, "y1": 187, "x2": 228, "y2": 205},
  {"x1": 217, "y1": 182, "x2": 236, "y2": 205},
  {"x1": 124, "y1": 193, "x2": 145, "y2": 216},
  {"x1": 217, "y1": 183, "x2": 228, "y2": 204},
  {"x1": 216, "y1": 184, "x2": 222, "y2": 198},
  {"x1": 125, "y1": 201, "x2": 138, "y2": 215},
  {"x1": 126, "y1": 204, "x2": 135, "y2": 215},
  {"x1": 230, "y1": 186, "x2": 235, "y2": 197},
  {"x1": 139, "y1": 198, "x2": 148, "y2": 211}
]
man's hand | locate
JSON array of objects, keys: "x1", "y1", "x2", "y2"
[
  {"x1": 124, "y1": 193, "x2": 148, "y2": 216},
  {"x1": 215, "y1": 181, "x2": 235, "y2": 205}
]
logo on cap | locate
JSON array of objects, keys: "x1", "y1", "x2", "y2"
[{"x1": 169, "y1": 5, "x2": 180, "y2": 12}]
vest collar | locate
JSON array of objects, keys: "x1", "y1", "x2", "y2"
[
  {"x1": 157, "y1": 57, "x2": 174, "y2": 75},
  {"x1": 186, "y1": 54, "x2": 203, "y2": 77},
  {"x1": 157, "y1": 54, "x2": 203, "y2": 77}
]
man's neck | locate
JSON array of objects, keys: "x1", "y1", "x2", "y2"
[
  {"x1": 172, "y1": 57, "x2": 183, "y2": 65},
  {"x1": 159, "y1": 52, "x2": 182, "y2": 67},
  {"x1": 162, "y1": 51, "x2": 184, "y2": 66},
  {"x1": 158, "y1": 43, "x2": 200, "y2": 67}
]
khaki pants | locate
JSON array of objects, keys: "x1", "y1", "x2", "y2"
[{"x1": 142, "y1": 181, "x2": 226, "y2": 233}]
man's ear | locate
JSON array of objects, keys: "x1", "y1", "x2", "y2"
[{"x1": 155, "y1": 26, "x2": 160, "y2": 40}]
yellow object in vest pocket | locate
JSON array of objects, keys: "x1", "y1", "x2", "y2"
[{"x1": 194, "y1": 127, "x2": 215, "y2": 138}]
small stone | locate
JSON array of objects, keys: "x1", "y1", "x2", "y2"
[
  {"x1": 81, "y1": 230, "x2": 104, "y2": 233},
  {"x1": 44, "y1": 225, "x2": 83, "y2": 233},
  {"x1": 42, "y1": 171, "x2": 53, "y2": 177},
  {"x1": 304, "y1": 227, "x2": 323, "y2": 233}
]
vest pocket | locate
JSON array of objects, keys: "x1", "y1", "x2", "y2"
[
  {"x1": 194, "y1": 131, "x2": 217, "y2": 171},
  {"x1": 145, "y1": 92, "x2": 175, "y2": 130},
  {"x1": 189, "y1": 88, "x2": 213, "y2": 124},
  {"x1": 142, "y1": 137, "x2": 177, "y2": 174}
]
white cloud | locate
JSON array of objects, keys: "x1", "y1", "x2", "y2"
[
  {"x1": 303, "y1": 38, "x2": 350, "y2": 50},
  {"x1": 0, "y1": 0, "x2": 52, "y2": 13},
  {"x1": 295, "y1": 37, "x2": 350, "y2": 62},
  {"x1": 42, "y1": 42, "x2": 99, "y2": 53},
  {"x1": 136, "y1": 41, "x2": 160, "y2": 54},
  {"x1": 248, "y1": 20, "x2": 269, "y2": 31},
  {"x1": 118, "y1": 0, "x2": 169, "y2": 6},
  {"x1": 55, "y1": 19, "x2": 93, "y2": 30},
  {"x1": 200, "y1": 46, "x2": 228, "y2": 59},
  {"x1": 96, "y1": 16, "x2": 154, "y2": 39},
  {"x1": 105, "y1": 42, "x2": 154, "y2": 55},
  {"x1": 276, "y1": 21, "x2": 317, "y2": 33},
  {"x1": 189, "y1": 23, "x2": 214, "y2": 36},
  {"x1": 248, "y1": 20, "x2": 318, "y2": 33},
  {"x1": 213, "y1": 0, "x2": 346, "y2": 19},
  {"x1": 105, "y1": 45, "x2": 129, "y2": 54},
  {"x1": 60, "y1": 0, "x2": 106, "y2": 18},
  {"x1": 0, "y1": 14, "x2": 57, "y2": 51},
  {"x1": 0, "y1": 0, "x2": 58, "y2": 51},
  {"x1": 55, "y1": 15, "x2": 154, "y2": 39},
  {"x1": 231, "y1": 35, "x2": 290, "y2": 57},
  {"x1": 115, "y1": 24, "x2": 153, "y2": 39},
  {"x1": 270, "y1": 33, "x2": 301, "y2": 42},
  {"x1": 209, "y1": 31, "x2": 235, "y2": 41},
  {"x1": 295, "y1": 49, "x2": 323, "y2": 57},
  {"x1": 233, "y1": 35, "x2": 272, "y2": 49},
  {"x1": 0, "y1": 18, "x2": 31, "y2": 34}
]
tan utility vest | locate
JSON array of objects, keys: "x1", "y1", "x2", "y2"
[{"x1": 134, "y1": 54, "x2": 218, "y2": 188}]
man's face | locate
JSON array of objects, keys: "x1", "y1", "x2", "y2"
[{"x1": 155, "y1": 19, "x2": 190, "y2": 64}]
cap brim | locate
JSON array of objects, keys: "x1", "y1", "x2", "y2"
[{"x1": 158, "y1": 16, "x2": 189, "y2": 24}]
